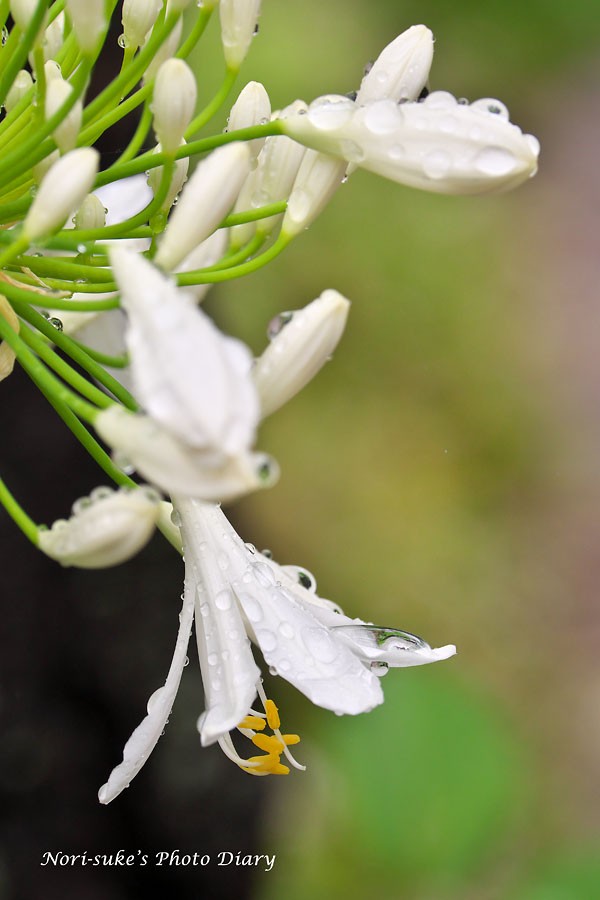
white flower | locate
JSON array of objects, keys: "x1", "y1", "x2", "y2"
[
  {"x1": 73, "y1": 193, "x2": 106, "y2": 230},
  {"x1": 45, "y1": 76, "x2": 82, "y2": 153},
  {"x1": 154, "y1": 142, "x2": 251, "y2": 271},
  {"x1": 219, "y1": 0, "x2": 262, "y2": 70},
  {"x1": 98, "y1": 500, "x2": 455, "y2": 802},
  {"x1": 110, "y1": 247, "x2": 260, "y2": 452},
  {"x1": 147, "y1": 141, "x2": 189, "y2": 213},
  {"x1": 65, "y1": 0, "x2": 107, "y2": 53},
  {"x1": 227, "y1": 81, "x2": 271, "y2": 161},
  {"x1": 281, "y1": 92, "x2": 540, "y2": 194},
  {"x1": 281, "y1": 149, "x2": 348, "y2": 237},
  {"x1": 254, "y1": 289, "x2": 350, "y2": 417},
  {"x1": 24, "y1": 147, "x2": 99, "y2": 240},
  {"x1": 5, "y1": 70, "x2": 33, "y2": 113},
  {"x1": 152, "y1": 59, "x2": 197, "y2": 154},
  {"x1": 355, "y1": 24, "x2": 434, "y2": 106},
  {"x1": 122, "y1": 0, "x2": 162, "y2": 51},
  {"x1": 38, "y1": 486, "x2": 160, "y2": 568}
]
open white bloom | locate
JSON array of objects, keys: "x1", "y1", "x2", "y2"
[
  {"x1": 99, "y1": 500, "x2": 455, "y2": 802},
  {"x1": 355, "y1": 24, "x2": 434, "y2": 106},
  {"x1": 281, "y1": 92, "x2": 540, "y2": 194},
  {"x1": 155, "y1": 142, "x2": 251, "y2": 271},
  {"x1": 38, "y1": 486, "x2": 160, "y2": 568},
  {"x1": 254, "y1": 289, "x2": 350, "y2": 417},
  {"x1": 24, "y1": 147, "x2": 99, "y2": 240}
]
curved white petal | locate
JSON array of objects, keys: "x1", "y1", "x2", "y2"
[{"x1": 98, "y1": 583, "x2": 195, "y2": 804}]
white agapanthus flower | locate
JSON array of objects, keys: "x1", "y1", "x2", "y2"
[{"x1": 99, "y1": 500, "x2": 455, "y2": 803}]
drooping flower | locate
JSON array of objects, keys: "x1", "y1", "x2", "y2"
[{"x1": 98, "y1": 500, "x2": 455, "y2": 802}]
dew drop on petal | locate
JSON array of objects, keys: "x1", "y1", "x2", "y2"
[
  {"x1": 215, "y1": 590, "x2": 232, "y2": 611},
  {"x1": 302, "y1": 627, "x2": 338, "y2": 663},
  {"x1": 238, "y1": 593, "x2": 263, "y2": 623},
  {"x1": 146, "y1": 688, "x2": 164, "y2": 714},
  {"x1": 422, "y1": 149, "x2": 452, "y2": 179},
  {"x1": 267, "y1": 311, "x2": 294, "y2": 340},
  {"x1": 207, "y1": 653, "x2": 219, "y2": 666},
  {"x1": 363, "y1": 100, "x2": 402, "y2": 134},
  {"x1": 256, "y1": 629, "x2": 277, "y2": 652},
  {"x1": 475, "y1": 146, "x2": 517, "y2": 176},
  {"x1": 278, "y1": 623, "x2": 294, "y2": 639}
]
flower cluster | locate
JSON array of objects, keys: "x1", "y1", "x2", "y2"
[{"x1": 0, "y1": 2, "x2": 538, "y2": 801}]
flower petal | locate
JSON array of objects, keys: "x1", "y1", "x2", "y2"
[{"x1": 97, "y1": 582, "x2": 195, "y2": 804}]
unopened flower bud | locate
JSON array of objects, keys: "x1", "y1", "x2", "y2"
[
  {"x1": 147, "y1": 142, "x2": 189, "y2": 213},
  {"x1": 65, "y1": 0, "x2": 107, "y2": 53},
  {"x1": 254, "y1": 290, "x2": 350, "y2": 417},
  {"x1": 356, "y1": 25, "x2": 434, "y2": 106},
  {"x1": 176, "y1": 229, "x2": 228, "y2": 303},
  {"x1": 0, "y1": 296, "x2": 19, "y2": 383},
  {"x1": 44, "y1": 59, "x2": 63, "y2": 82},
  {"x1": 40, "y1": 10, "x2": 65, "y2": 62},
  {"x1": 4, "y1": 69, "x2": 33, "y2": 114},
  {"x1": 282, "y1": 150, "x2": 347, "y2": 237},
  {"x1": 33, "y1": 149, "x2": 59, "y2": 185},
  {"x1": 74, "y1": 193, "x2": 106, "y2": 230},
  {"x1": 155, "y1": 142, "x2": 251, "y2": 271},
  {"x1": 24, "y1": 147, "x2": 99, "y2": 240},
  {"x1": 227, "y1": 81, "x2": 271, "y2": 160},
  {"x1": 45, "y1": 77, "x2": 83, "y2": 152},
  {"x1": 10, "y1": 0, "x2": 46, "y2": 34},
  {"x1": 220, "y1": 0, "x2": 262, "y2": 70},
  {"x1": 38, "y1": 486, "x2": 160, "y2": 568},
  {"x1": 281, "y1": 92, "x2": 540, "y2": 195},
  {"x1": 122, "y1": 0, "x2": 162, "y2": 51},
  {"x1": 152, "y1": 59, "x2": 197, "y2": 154},
  {"x1": 143, "y1": 18, "x2": 182, "y2": 83}
]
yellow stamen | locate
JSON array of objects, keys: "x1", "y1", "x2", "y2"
[
  {"x1": 238, "y1": 715, "x2": 266, "y2": 731},
  {"x1": 281, "y1": 733, "x2": 301, "y2": 745},
  {"x1": 252, "y1": 733, "x2": 284, "y2": 753},
  {"x1": 242, "y1": 754, "x2": 290, "y2": 776},
  {"x1": 265, "y1": 699, "x2": 280, "y2": 730}
]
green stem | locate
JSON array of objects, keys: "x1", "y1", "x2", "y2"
[
  {"x1": 223, "y1": 201, "x2": 287, "y2": 228},
  {"x1": 185, "y1": 67, "x2": 238, "y2": 138},
  {"x1": 0, "y1": 477, "x2": 39, "y2": 545},
  {"x1": 10, "y1": 255, "x2": 114, "y2": 283},
  {"x1": 0, "y1": 312, "x2": 99, "y2": 422},
  {"x1": 3, "y1": 282, "x2": 118, "y2": 311},
  {"x1": 78, "y1": 81, "x2": 152, "y2": 147},
  {"x1": 16, "y1": 303, "x2": 138, "y2": 411},
  {"x1": 176, "y1": 6, "x2": 213, "y2": 59},
  {"x1": 0, "y1": 0, "x2": 48, "y2": 108},
  {"x1": 68, "y1": 339, "x2": 128, "y2": 369},
  {"x1": 113, "y1": 101, "x2": 153, "y2": 166},
  {"x1": 176, "y1": 233, "x2": 290, "y2": 286},
  {"x1": 0, "y1": 233, "x2": 30, "y2": 268},
  {"x1": 18, "y1": 321, "x2": 115, "y2": 409}
]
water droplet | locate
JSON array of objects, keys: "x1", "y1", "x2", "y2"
[
  {"x1": 422, "y1": 149, "x2": 452, "y2": 180},
  {"x1": 268, "y1": 665, "x2": 278, "y2": 676},
  {"x1": 199, "y1": 602, "x2": 210, "y2": 617},
  {"x1": 261, "y1": 548, "x2": 273, "y2": 558},
  {"x1": 183, "y1": 656, "x2": 190, "y2": 666},
  {"x1": 71, "y1": 495, "x2": 93, "y2": 515},
  {"x1": 117, "y1": 33, "x2": 128, "y2": 49},
  {"x1": 475, "y1": 146, "x2": 517, "y2": 176},
  {"x1": 217, "y1": 552, "x2": 230, "y2": 571},
  {"x1": 170, "y1": 508, "x2": 182, "y2": 527},
  {"x1": 278, "y1": 658, "x2": 291, "y2": 672},
  {"x1": 253, "y1": 562, "x2": 275, "y2": 587},
  {"x1": 146, "y1": 688, "x2": 164, "y2": 714},
  {"x1": 113, "y1": 450, "x2": 135, "y2": 475},
  {"x1": 238, "y1": 593, "x2": 263, "y2": 623},
  {"x1": 363, "y1": 100, "x2": 402, "y2": 134},
  {"x1": 423, "y1": 90, "x2": 457, "y2": 110},
  {"x1": 253, "y1": 23, "x2": 259, "y2": 35},
  {"x1": 76, "y1": 243, "x2": 87, "y2": 254},
  {"x1": 90, "y1": 486, "x2": 113, "y2": 501},
  {"x1": 389, "y1": 143, "x2": 405, "y2": 161},
  {"x1": 207, "y1": 653, "x2": 219, "y2": 666},
  {"x1": 278, "y1": 623, "x2": 294, "y2": 639},
  {"x1": 302, "y1": 627, "x2": 338, "y2": 663},
  {"x1": 267, "y1": 310, "x2": 294, "y2": 340},
  {"x1": 256, "y1": 629, "x2": 277, "y2": 652},
  {"x1": 48, "y1": 317, "x2": 63, "y2": 331},
  {"x1": 307, "y1": 95, "x2": 354, "y2": 131},
  {"x1": 215, "y1": 590, "x2": 232, "y2": 611},
  {"x1": 1, "y1": 27, "x2": 8, "y2": 46},
  {"x1": 371, "y1": 661, "x2": 390, "y2": 677},
  {"x1": 251, "y1": 189, "x2": 270, "y2": 209},
  {"x1": 471, "y1": 97, "x2": 509, "y2": 120},
  {"x1": 244, "y1": 542, "x2": 256, "y2": 554}
]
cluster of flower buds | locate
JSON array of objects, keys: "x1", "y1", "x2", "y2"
[{"x1": 0, "y1": 2, "x2": 538, "y2": 799}]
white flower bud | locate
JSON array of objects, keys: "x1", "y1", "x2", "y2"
[
  {"x1": 356, "y1": 25, "x2": 434, "y2": 106},
  {"x1": 143, "y1": 17, "x2": 183, "y2": 83},
  {"x1": 10, "y1": 0, "x2": 46, "y2": 33},
  {"x1": 110, "y1": 245, "x2": 259, "y2": 452},
  {"x1": 4, "y1": 70, "x2": 33, "y2": 114},
  {"x1": 44, "y1": 60, "x2": 63, "y2": 82},
  {"x1": 227, "y1": 81, "x2": 271, "y2": 160},
  {"x1": 282, "y1": 150, "x2": 347, "y2": 237},
  {"x1": 45, "y1": 77, "x2": 83, "y2": 152},
  {"x1": 25, "y1": 147, "x2": 99, "y2": 239},
  {"x1": 254, "y1": 290, "x2": 350, "y2": 417},
  {"x1": 95, "y1": 407, "x2": 279, "y2": 503},
  {"x1": 0, "y1": 296, "x2": 19, "y2": 383},
  {"x1": 32, "y1": 149, "x2": 59, "y2": 185},
  {"x1": 65, "y1": 0, "x2": 107, "y2": 52},
  {"x1": 220, "y1": 0, "x2": 262, "y2": 70},
  {"x1": 147, "y1": 142, "x2": 189, "y2": 212},
  {"x1": 281, "y1": 92, "x2": 540, "y2": 195},
  {"x1": 152, "y1": 59, "x2": 197, "y2": 154},
  {"x1": 122, "y1": 0, "x2": 162, "y2": 51},
  {"x1": 41, "y1": 11, "x2": 65, "y2": 61},
  {"x1": 166, "y1": 0, "x2": 193, "y2": 11},
  {"x1": 38, "y1": 486, "x2": 160, "y2": 568},
  {"x1": 176, "y1": 228, "x2": 228, "y2": 303},
  {"x1": 155, "y1": 142, "x2": 251, "y2": 271},
  {"x1": 73, "y1": 193, "x2": 106, "y2": 230}
]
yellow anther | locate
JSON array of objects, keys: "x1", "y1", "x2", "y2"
[
  {"x1": 265, "y1": 699, "x2": 280, "y2": 730},
  {"x1": 281, "y1": 733, "x2": 301, "y2": 746},
  {"x1": 238, "y1": 715, "x2": 266, "y2": 731},
  {"x1": 252, "y1": 733, "x2": 283, "y2": 754},
  {"x1": 242, "y1": 754, "x2": 290, "y2": 776}
]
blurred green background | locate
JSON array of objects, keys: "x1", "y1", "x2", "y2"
[{"x1": 192, "y1": 1, "x2": 600, "y2": 898}]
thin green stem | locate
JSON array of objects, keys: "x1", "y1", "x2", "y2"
[
  {"x1": 10, "y1": 255, "x2": 114, "y2": 283},
  {"x1": 0, "y1": 477, "x2": 39, "y2": 545},
  {"x1": 176, "y1": 6, "x2": 213, "y2": 59},
  {"x1": 0, "y1": 233, "x2": 30, "y2": 268},
  {"x1": 4, "y1": 282, "x2": 118, "y2": 311},
  {"x1": 185, "y1": 67, "x2": 238, "y2": 138},
  {"x1": 113, "y1": 101, "x2": 153, "y2": 165},
  {"x1": 176, "y1": 233, "x2": 290, "y2": 286},
  {"x1": 78, "y1": 81, "x2": 152, "y2": 147},
  {"x1": 16, "y1": 303, "x2": 138, "y2": 411},
  {"x1": 68, "y1": 339, "x2": 128, "y2": 369},
  {"x1": 0, "y1": 313, "x2": 99, "y2": 422},
  {"x1": 222, "y1": 201, "x2": 287, "y2": 228},
  {"x1": 18, "y1": 321, "x2": 115, "y2": 409}
]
